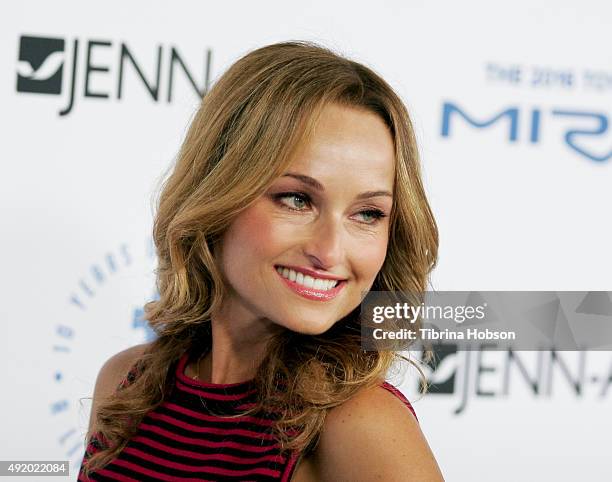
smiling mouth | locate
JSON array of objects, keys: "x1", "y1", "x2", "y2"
[
  {"x1": 274, "y1": 265, "x2": 347, "y2": 301},
  {"x1": 274, "y1": 265, "x2": 345, "y2": 289}
]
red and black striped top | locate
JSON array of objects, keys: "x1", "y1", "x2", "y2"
[{"x1": 79, "y1": 350, "x2": 417, "y2": 481}]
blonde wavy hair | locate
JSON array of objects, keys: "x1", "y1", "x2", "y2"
[{"x1": 81, "y1": 40, "x2": 439, "y2": 476}]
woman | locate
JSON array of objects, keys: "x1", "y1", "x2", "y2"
[{"x1": 79, "y1": 40, "x2": 443, "y2": 481}]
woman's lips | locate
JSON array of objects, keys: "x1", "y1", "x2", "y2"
[{"x1": 275, "y1": 267, "x2": 347, "y2": 301}]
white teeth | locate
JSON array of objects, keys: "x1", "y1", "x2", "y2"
[{"x1": 276, "y1": 266, "x2": 340, "y2": 291}]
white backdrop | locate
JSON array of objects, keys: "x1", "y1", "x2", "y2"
[{"x1": 2, "y1": 1, "x2": 611, "y2": 481}]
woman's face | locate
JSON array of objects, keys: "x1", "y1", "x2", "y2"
[{"x1": 218, "y1": 102, "x2": 395, "y2": 336}]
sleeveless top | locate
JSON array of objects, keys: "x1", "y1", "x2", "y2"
[{"x1": 79, "y1": 350, "x2": 417, "y2": 481}]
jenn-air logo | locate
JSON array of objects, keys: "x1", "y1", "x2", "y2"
[
  {"x1": 420, "y1": 344, "x2": 612, "y2": 415},
  {"x1": 15, "y1": 34, "x2": 212, "y2": 116},
  {"x1": 420, "y1": 344, "x2": 458, "y2": 395},
  {"x1": 17, "y1": 35, "x2": 65, "y2": 94}
]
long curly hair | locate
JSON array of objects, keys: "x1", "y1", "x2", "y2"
[{"x1": 81, "y1": 40, "x2": 439, "y2": 476}]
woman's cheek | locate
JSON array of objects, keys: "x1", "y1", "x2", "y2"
[
  {"x1": 361, "y1": 237, "x2": 388, "y2": 274},
  {"x1": 239, "y1": 205, "x2": 278, "y2": 245}
]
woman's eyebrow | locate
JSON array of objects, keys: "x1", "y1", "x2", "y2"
[{"x1": 281, "y1": 172, "x2": 393, "y2": 200}]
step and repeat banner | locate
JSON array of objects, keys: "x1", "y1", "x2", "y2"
[{"x1": 2, "y1": 1, "x2": 610, "y2": 481}]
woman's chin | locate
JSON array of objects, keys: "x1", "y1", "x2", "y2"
[{"x1": 281, "y1": 318, "x2": 336, "y2": 336}]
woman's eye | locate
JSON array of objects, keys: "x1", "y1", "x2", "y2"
[
  {"x1": 274, "y1": 192, "x2": 311, "y2": 210},
  {"x1": 357, "y1": 209, "x2": 387, "y2": 224},
  {"x1": 272, "y1": 192, "x2": 387, "y2": 225}
]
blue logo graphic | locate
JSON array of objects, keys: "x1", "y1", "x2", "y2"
[
  {"x1": 52, "y1": 240, "x2": 158, "y2": 470},
  {"x1": 441, "y1": 101, "x2": 612, "y2": 163}
]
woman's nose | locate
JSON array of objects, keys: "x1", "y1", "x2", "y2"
[{"x1": 302, "y1": 213, "x2": 345, "y2": 270}]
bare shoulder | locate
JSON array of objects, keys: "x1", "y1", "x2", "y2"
[
  {"x1": 95, "y1": 342, "x2": 151, "y2": 389},
  {"x1": 309, "y1": 382, "x2": 444, "y2": 482},
  {"x1": 87, "y1": 342, "x2": 151, "y2": 433}
]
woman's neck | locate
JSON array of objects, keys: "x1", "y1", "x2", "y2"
[{"x1": 189, "y1": 310, "x2": 285, "y2": 384}]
